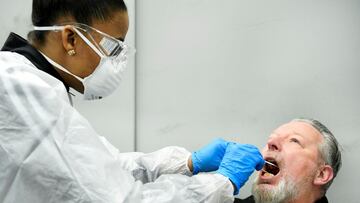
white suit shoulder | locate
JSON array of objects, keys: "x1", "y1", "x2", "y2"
[{"x1": 0, "y1": 51, "x2": 69, "y2": 103}]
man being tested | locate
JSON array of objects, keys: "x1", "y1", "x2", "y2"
[{"x1": 235, "y1": 118, "x2": 342, "y2": 203}]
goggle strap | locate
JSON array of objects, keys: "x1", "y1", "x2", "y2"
[
  {"x1": 34, "y1": 26, "x2": 104, "y2": 58},
  {"x1": 34, "y1": 26, "x2": 67, "y2": 31}
]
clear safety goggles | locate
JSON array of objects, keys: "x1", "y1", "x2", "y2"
[{"x1": 34, "y1": 23, "x2": 135, "y2": 60}]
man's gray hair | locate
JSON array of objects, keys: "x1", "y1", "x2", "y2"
[{"x1": 292, "y1": 118, "x2": 342, "y2": 193}]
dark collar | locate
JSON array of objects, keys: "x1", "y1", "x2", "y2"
[
  {"x1": 1, "y1": 32, "x2": 69, "y2": 92},
  {"x1": 234, "y1": 195, "x2": 328, "y2": 203},
  {"x1": 316, "y1": 196, "x2": 329, "y2": 203}
]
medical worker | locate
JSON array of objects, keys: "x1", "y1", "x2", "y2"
[{"x1": 0, "y1": 0, "x2": 264, "y2": 202}]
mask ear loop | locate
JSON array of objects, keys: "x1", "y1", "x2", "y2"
[
  {"x1": 72, "y1": 27, "x2": 105, "y2": 58},
  {"x1": 39, "y1": 51, "x2": 84, "y2": 83},
  {"x1": 82, "y1": 27, "x2": 109, "y2": 56}
]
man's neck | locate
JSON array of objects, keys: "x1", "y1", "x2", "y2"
[{"x1": 288, "y1": 191, "x2": 320, "y2": 203}]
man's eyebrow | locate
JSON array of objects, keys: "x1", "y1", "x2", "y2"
[
  {"x1": 292, "y1": 131, "x2": 305, "y2": 138},
  {"x1": 271, "y1": 131, "x2": 305, "y2": 138}
]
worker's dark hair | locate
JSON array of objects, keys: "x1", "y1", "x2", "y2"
[{"x1": 28, "y1": 0, "x2": 127, "y2": 45}]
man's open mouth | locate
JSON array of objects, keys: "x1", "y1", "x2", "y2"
[{"x1": 261, "y1": 159, "x2": 280, "y2": 177}]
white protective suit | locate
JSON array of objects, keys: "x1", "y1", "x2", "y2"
[{"x1": 0, "y1": 51, "x2": 234, "y2": 203}]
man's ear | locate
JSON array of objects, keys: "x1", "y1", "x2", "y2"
[
  {"x1": 61, "y1": 25, "x2": 77, "y2": 53},
  {"x1": 314, "y1": 165, "x2": 333, "y2": 186}
]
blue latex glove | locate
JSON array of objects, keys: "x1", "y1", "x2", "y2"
[
  {"x1": 191, "y1": 138, "x2": 229, "y2": 174},
  {"x1": 216, "y1": 143, "x2": 264, "y2": 195}
]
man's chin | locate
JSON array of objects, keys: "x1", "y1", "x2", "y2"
[
  {"x1": 251, "y1": 175, "x2": 297, "y2": 203},
  {"x1": 255, "y1": 183, "x2": 277, "y2": 191},
  {"x1": 253, "y1": 175, "x2": 282, "y2": 192}
]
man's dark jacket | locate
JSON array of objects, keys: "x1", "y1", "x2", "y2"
[{"x1": 235, "y1": 195, "x2": 328, "y2": 203}]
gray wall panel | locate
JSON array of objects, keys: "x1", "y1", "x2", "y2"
[{"x1": 136, "y1": 0, "x2": 359, "y2": 201}]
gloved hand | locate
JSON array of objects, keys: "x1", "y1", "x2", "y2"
[
  {"x1": 191, "y1": 138, "x2": 229, "y2": 174},
  {"x1": 216, "y1": 143, "x2": 264, "y2": 195}
]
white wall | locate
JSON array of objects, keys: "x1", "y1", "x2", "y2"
[
  {"x1": 136, "y1": 0, "x2": 359, "y2": 201},
  {"x1": 0, "y1": 1, "x2": 32, "y2": 45},
  {"x1": 1, "y1": 0, "x2": 359, "y2": 202}
]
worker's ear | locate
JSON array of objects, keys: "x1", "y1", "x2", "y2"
[
  {"x1": 61, "y1": 25, "x2": 77, "y2": 54},
  {"x1": 314, "y1": 165, "x2": 333, "y2": 186}
]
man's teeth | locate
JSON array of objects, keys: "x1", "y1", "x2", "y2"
[{"x1": 263, "y1": 171, "x2": 274, "y2": 177}]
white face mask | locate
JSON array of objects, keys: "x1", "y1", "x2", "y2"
[
  {"x1": 34, "y1": 23, "x2": 134, "y2": 100},
  {"x1": 82, "y1": 56, "x2": 126, "y2": 100}
]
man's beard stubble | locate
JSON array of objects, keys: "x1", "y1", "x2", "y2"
[{"x1": 251, "y1": 175, "x2": 298, "y2": 203}]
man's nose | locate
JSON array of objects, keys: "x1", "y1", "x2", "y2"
[{"x1": 267, "y1": 136, "x2": 281, "y2": 151}]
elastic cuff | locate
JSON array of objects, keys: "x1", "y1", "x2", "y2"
[
  {"x1": 184, "y1": 154, "x2": 193, "y2": 176},
  {"x1": 228, "y1": 178, "x2": 240, "y2": 195},
  {"x1": 191, "y1": 153, "x2": 200, "y2": 174}
]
